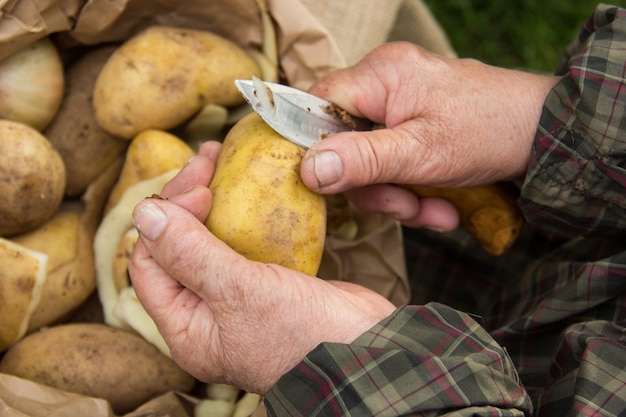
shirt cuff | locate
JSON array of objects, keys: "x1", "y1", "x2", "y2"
[{"x1": 265, "y1": 303, "x2": 531, "y2": 416}]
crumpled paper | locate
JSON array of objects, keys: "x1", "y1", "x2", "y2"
[
  {"x1": 0, "y1": 373, "x2": 196, "y2": 417},
  {"x1": 320, "y1": 208, "x2": 410, "y2": 306},
  {"x1": 0, "y1": 0, "x2": 347, "y2": 89}
]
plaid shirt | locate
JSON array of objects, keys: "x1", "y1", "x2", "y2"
[{"x1": 265, "y1": 4, "x2": 626, "y2": 416}]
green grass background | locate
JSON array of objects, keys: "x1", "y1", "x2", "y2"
[{"x1": 423, "y1": 0, "x2": 625, "y2": 72}]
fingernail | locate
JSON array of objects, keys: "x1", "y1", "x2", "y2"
[
  {"x1": 425, "y1": 226, "x2": 445, "y2": 233},
  {"x1": 312, "y1": 151, "x2": 343, "y2": 188},
  {"x1": 133, "y1": 203, "x2": 167, "y2": 241}
]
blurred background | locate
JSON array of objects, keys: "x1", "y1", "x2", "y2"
[{"x1": 423, "y1": 0, "x2": 624, "y2": 72}]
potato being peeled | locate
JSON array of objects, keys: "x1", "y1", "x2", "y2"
[
  {"x1": 206, "y1": 112, "x2": 326, "y2": 276},
  {"x1": 93, "y1": 26, "x2": 260, "y2": 139},
  {"x1": 0, "y1": 120, "x2": 65, "y2": 237}
]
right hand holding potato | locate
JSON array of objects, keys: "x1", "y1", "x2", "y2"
[{"x1": 128, "y1": 142, "x2": 396, "y2": 395}]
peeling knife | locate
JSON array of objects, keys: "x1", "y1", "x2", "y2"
[{"x1": 234, "y1": 77, "x2": 523, "y2": 255}]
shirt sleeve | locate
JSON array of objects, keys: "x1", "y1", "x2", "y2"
[
  {"x1": 519, "y1": 4, "x2": 626, "y2": 237},
  {"x1": 265, "y1": 303, "x2": 532, "y2": 416},
  {"x1": 493, "y1": 5, "x2": 626, "y2": 416}
]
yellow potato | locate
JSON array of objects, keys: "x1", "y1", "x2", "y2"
[
  {"x1": 0, "y1": 238, "x2": 47, "y2": 351},
  {"x1": 0, "y1": 120, "x2": 66, "y2": 237},
  {"x1": 206, "y1": 112, "x2": 326, "y2": 276},
  {"x1": 45, "y1": 46, "x2": 128, "y2": 197},
  {"x1": 95, "y1": 170, "x2": 180, "y2": 351},
  {"x1": 93, "y1": 25, "x2": 261, "y2": 139},
  {"x1": 0, "y1": 323, "x2": 195, "y2": 414},
  {"x1": 11, "y1": 203, "x2": 97, "y2": 332},
  {"x1": 105, "y1": 129, "x2": 195, "y2": 213}
]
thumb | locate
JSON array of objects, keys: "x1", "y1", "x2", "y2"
[
  {"x1": 300, "y1": 122, "x2": 439, "y2": 194},
  {"x1": 130, "y1": 197, "x2": 244, "y2": 299}
]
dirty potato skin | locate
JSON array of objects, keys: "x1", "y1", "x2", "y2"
[
  {"x1": 93, "y1": 26, "x2": 261, "y2": 139},
  {"x1": 10, "y1": 206, "x2": 97, "y2": 332},
  {"x1": 0, "y1": 238, "x2": 46, "y2": 351},
  {"x1": 45, "y1": 46, "x2": 128, "y2": 197},
  {"x1": 104, "y1": 129, "x2": 195, "y2": 213},
  {"x1": 0, "y1": 120, "x2": 66, "y2": 237},
  {"x1": 0, "y1": 323, "x2": 195, "y2": 414},
  {"x1": 205, "y1": 113, "x2": 326, "y2": 276}
]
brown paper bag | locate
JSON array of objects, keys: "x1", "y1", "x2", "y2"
[
  {"x1": 301, "y1": 0, "x2": 456, "y2": 64},
  {"x1": 320, "y1": 209, "x2": 410, "y2": 306},
  {"x1": 0, "y1": 372, "x2": 201, "y2": 417},
  {"x1": 0, "y1": 373, "x2": 114, "y2": 417},
  {"x1": 0, "y1": 0, "x2": 84, "y2": 59}
]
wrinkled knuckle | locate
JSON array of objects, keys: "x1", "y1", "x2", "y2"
[
  {"x1": 412, "y1": 117, "x2": 459, "y2": 182},
  {"x1": 361, "y1": 139, "x2": 384, "y2": 184}
]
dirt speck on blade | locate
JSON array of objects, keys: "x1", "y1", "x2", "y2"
[
  {"x1": 322, "y1": 103, "x2": 357, "y2": 129},
  {"x1": 266, "y1": 86, "x2": 275, "y2": 108}
]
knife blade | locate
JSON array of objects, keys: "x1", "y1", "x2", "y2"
[
  {"x1": 234, "y1": 77, "x2": 523, "y2": 255},
  {"x1": 234, "y1": 77, "x2": 372, "y2": 149}
]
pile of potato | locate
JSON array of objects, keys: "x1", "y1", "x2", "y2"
[{"x1": 0, "y1": 25, "x2": 302, "y2": 416}]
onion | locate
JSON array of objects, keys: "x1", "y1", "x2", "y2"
[{"x1": 0, "y1": 37, "x2": 65, "y2": 131}]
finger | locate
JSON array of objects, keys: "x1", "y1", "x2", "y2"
[
  {"x1": 308, "y1": 65, "x2": 389, "y2": 122},
  {"x1": 346, "y1": 184, "x2": 420, "y2": 218},
  {"x1": 401, "y1": 198, "x2": 459, "y2": 231},
  {"x1": 198, "y1": 140, "x2": 222, "y2": 160},
  {"x1": 301, "y1": 123, "x2": 443, "y2": 194},
  {"x1": 347, "y1": 185, "x2": 459, "y2": 232},
  {"x1": 161, "y1": 141, "x2": 221, "y2": 199},
  {"x1": 128, "y1": 239, "x2": 204, "y2": 334},
  {"x1": 166, "y1": 185, "x2": 213, "y2": 222},
  {"x1": 131, "y1": 197, "x2": 249, "y2": 301}
]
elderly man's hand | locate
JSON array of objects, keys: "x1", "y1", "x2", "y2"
[
  {"x1": 128, "y1": 141, "x2": 396, "y2": 395},
  {"x1": 300, "y1": 42, "x2": 559, "y2": 232}
]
